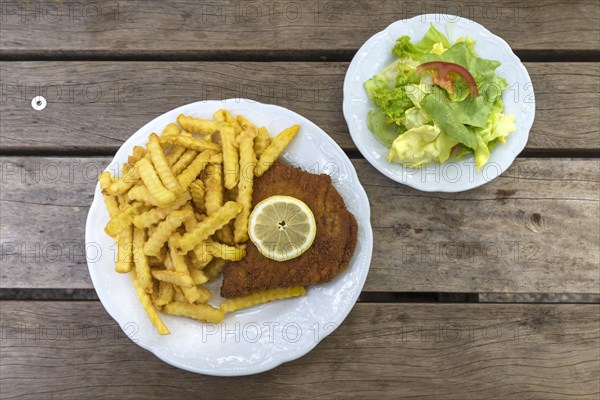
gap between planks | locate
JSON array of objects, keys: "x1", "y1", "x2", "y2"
[
  {"x1": 2, "y1": 49, "x2": 599, "y2": 63},
  {"x1": 1, "y1": 148, "x2": 598, "y2": 159},
  {"x1": 1, "y1": 289, "x2": 598, "y2": 303},
  {"x1": 0, "y1": 289, "x2": 480, "y2": 302}
]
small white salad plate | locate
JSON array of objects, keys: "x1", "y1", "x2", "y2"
[
  {"x1": 343, "y1": 14, "x2": 535, "y2": 192},
  {"x1": 86, "y1": 99, "x2": 373, "y2": 376}
]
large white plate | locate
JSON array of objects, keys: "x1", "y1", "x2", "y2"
[
  {"x1": 85, "y1": 99, "x2": 373, "y2": 376},
  {"x1": 343, "y1": 14, "x2": 535, "y2": 192}
]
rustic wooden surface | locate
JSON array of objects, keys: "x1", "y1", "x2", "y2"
[
  {"x1": 1, "y1": 62, "x2": 598, "y2": 153},
  {"x1": 1, "y1": 0, "x2": 598, "y2": 56},
  {"x1": 2, "y1": 157, "x2": 598, "y2": 293},
  {"x1": 1, "y1": 301, "x2": 598, "y2": 399},
  {"x1": 2, "y1": 0, "x2": 599, "y2": 398}
]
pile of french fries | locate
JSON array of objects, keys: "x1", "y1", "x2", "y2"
[{"x1": 99, "y1": 110, "x2": 304, "y2": 335}]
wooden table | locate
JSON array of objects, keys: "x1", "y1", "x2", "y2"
[{"x1": 1, "y1": 1, "x2": 599, "y2": 398}]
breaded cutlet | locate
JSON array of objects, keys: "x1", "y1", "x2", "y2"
[{"x1": 221, "y1": 161, "x2": 358, "y2": 298}]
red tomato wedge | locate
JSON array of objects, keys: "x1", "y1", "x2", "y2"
[{"x1": 416, "y1": 61, "x2": 479, "y2": 97}]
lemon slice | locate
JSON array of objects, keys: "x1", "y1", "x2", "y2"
[{"x1": 248, "y1": 195, "x2": 316, "y2": 262}]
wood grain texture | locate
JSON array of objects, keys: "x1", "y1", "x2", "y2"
[
  {"x1": 1, "y1": 0, "x2": 598, "y2": 54},
  {"x1": 1, "y1": 62, "x2": 598, "y2": 153},
  {"x1": 1, "y1": 156, "x2": 598, "y2": 293},
  {"x1": 1, "y1": 301, "x2": 598, "y2": 399}
]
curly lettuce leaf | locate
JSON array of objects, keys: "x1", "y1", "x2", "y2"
[
  {"x1": 364, "y1": 59, "x2": 419, "y2": 126},
  {"x1": 392, "y1": 36, "x2": 423, "y2": 60}
]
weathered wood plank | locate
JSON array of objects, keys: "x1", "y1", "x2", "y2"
[
  {"x1": 1, "y1": 301, "x2": 598, "y2": 399},
  {"x1": 1, "y1": 1, "x2": 598, "y2": 54},
  {"x1": 1, "y1": 62, "x2": 598, "y2": 152},
  {"x1": 1, "y1": 156, "x2": 598, "y2": 293}
]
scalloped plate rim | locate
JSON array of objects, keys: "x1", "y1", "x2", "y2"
[
  {"x1": 342, "y1": 13, "x2": 535, "y2": 192},
  {"x1": 85, "y1": 98, "x2": 373, "y2": 376}
]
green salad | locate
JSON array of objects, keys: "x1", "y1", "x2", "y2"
[{"x1": 364, "y1": 24, "x2": 516, "y2": 169}]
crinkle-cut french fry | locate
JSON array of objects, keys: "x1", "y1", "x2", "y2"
[
  {"x1": 220, "y1": 123, "x2": 239, "y2": 190},
  {"x1": 202, "y1": 240, "x2": 246, "y2": 261},
  {"x1": 175, "y1": 202, "x2": 242, "y2": 254},
  {"x1": 190, "y1": 269, "x2": 209, "y2": 285},
  {"x1": 177, "y1": 151, "x2": 215, "y2": 191},
  {"x1": 169, "y1": 233, "x2": 201, "y2": 303},
  {"x1": 182, "y1": 204, "x2": 198, "y2": 232},
  {"x1": 195, "y1": 286, "x2": 212, "y2": 304},
  {"x1": 143, "y1": 209, "x2": 193, "y2": 256},
  {"x1": 212, "y1": 109, "x2": 228, "y2": 122},
  {"x1": 136, "y1": 158, "x2": 176, "y2": 207},
  {"x1": 177, "y1": 114, "x2": 220, "y2": 135},
  {"x1": 204, "y1": 163, "x2": 223, "y2": 216},
  {"x1": 148, "y1": 133, "x2": 182, "y2": 195},
  {"x1": 164, "y1": 253, "x2": 174, "y2": 271},
  {"x1": 98, "y1": 171, "x2": 112, "y2": 189},
  {"x1": 132, "y1": 192, "x2": 190, "y2": 229},
  {"x1": 127, "y1": 185, "x2": 159, "y2": 206},
  {"x1": 189, "y1": 179, "x2": 205, "y2": 211},
  {"x1": 173, "y1": 286, "x2": 187, "y2": 303},
  {"x1": 151, "y1": 270, "x2": 195, "y2": 288},
  {"x1": 254, "y1": 124, "x2": 300, "y2": 177},
  {"x1": 208, "y1": 153, "x2": 223, "y2": 164},
  {"x1": 171, "y1": 149, "x2": 198, "y2": 175},
  {"x1": 182, "y1": 215, "x2": 214, "y2": 268},
  {"x1": 214, "y1": 109, "x2": 242, "y2": 134},
  {"x1": 117, "y1": 193, "x2": 128, "y2": 210},
  {"x1": 221, "y1": 286, "x2": 307, "y2": 313},
  {"x1": 254, "y1": 127, "x2": 271, "y2": 158},
  {"x1": 99, "y1": 172, "x2": 120, "y2": 217},
  {"x1": 122, "y1": 162, "x2": 132, "y2": 175},
  {"x1": 191, "y1": 243, "x2": 213, "y2": 268},
  {"x1": 162, "y1": 125, "x2": 188, "y2": 166},
  {"x1": 133, "y1": 227, "x2": 153, "y2": 293},
  {"x1": 236, "y1": 114, "x2": 257, "y2": 132},
  {"x1": 130, "y1": 269, "x2": 170, "y2": 335},
  {"x1": 150, "y1": 279, "x2": 160, "y2": 304},
  {"x1": 203, "y1": 258, "x2": 227, "y2": 280},
  {"x1": 162, "y1": 302, "x2": 224, "y2": 323},
  {"x1": 128, "y1": 146, "x2": 147, "y2": 165},
  {"x1": 234, "y1": 129, "x2": 256, "y2": 243},
  {"x1": 115, "y1": 225, "x2": 134, "y2": 273},
  {"x1": 105, "y1": 202, "x2": 143, "y2": 238},
  {"x1": 160, "y1": 123, "x2": 180, "y2": 148},
  {"x1": 154, "y1": 281, "x2": 175, "y2": 307},
  {"x1": 105, "y1": 163, "x2": 140, "y2": 196},
  {"x1": 166, "y1": 145, "x2": 187, "y2": 166},
  {"x1": 162, "y1": 133, "x2": 221, "y2": 153}
]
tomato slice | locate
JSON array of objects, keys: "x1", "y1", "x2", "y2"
[{"x1": 416, "y1": 61, "x2": 479, "y2": 97}]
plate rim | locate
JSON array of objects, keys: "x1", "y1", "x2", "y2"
[
  {"x1": 85, "y1": 98, "x2": 373, "y2": 376},
  {"x1": 342, "y1": 13, "x2": 536, "y2": 192}
]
